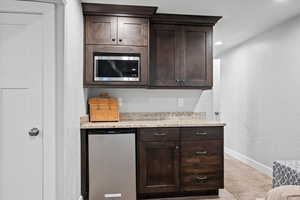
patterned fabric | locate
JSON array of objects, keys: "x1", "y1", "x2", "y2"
[{"x1": 273, "y1": 161, "x2": 300, "y2": 188}]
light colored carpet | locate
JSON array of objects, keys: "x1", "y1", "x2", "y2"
[
  {"x1": 149, "y1": 189, "x2": 236, "y2": 200},
  {"x1": 149, "y1": 154, "x2": 272, "y2": 200},
  {"x1": 224, "y1": 154, "x2": 272, "y2": 200}
]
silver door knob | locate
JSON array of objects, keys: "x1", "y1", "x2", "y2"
[{"x1": 29, "y1": 128, "x2": 39, "y2": 136}]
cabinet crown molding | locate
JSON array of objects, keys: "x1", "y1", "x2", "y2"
[
  {"x1": 151, "y1": 14, "x2": 222, "y2": 26},
  {"x1": 82, "y1": 3, "x2": 158, "y2": 17}
]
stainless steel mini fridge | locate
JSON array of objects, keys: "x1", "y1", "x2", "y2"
[{"x1": 88, "y1": 129, "x2": 136, "y2": 200}]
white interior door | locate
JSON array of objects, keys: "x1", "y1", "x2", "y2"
[{"x1": 0, "y1": 11, "x2": 44, "y2": 200}]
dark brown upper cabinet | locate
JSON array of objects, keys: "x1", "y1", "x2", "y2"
[
  {"x1": 118, "y1": 17, "x2": 148, "y2": 46},
  {"x1": 85, "y1": 16, "x2": 149, "y2": 46},
  {"x1": 82, "y1": 4, "x2": 222, "y2": 89},
  {"x1": 85, "y1": 16, "x2": 117, "y2": 45},
  {"x1": 149, "y1": 24, "x2": 181, "y2": 87},
  {"x1": 150, "y1": 14, "x2": 221, "y2": 89},
  {"x1": 181, "y1": 26, "x2": 213, "y2": 87},
  {"x1": 82, "y1": 3, "x2": 157, "y2": 88}
]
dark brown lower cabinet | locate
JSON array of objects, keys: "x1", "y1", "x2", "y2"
[
  {"x1": 138, "y1": 141, "x2": 180, "y2": 194},
  {"x1": 137, "y1": 127, "x2": 224, "y2": 199},
  {"x1": 81, "y1": 127, "x2": 224, "y2": 200}
]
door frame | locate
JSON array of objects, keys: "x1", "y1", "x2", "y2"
[
  {"x1": 1, "y1": 1, "x2": 62, "y2": 199},
  {"x1": 42, "y1": 5, "x2": 56, "y2": 200}
]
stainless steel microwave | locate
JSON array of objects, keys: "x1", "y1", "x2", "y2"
[{"x1": 94, "y1": 54, "x2": 140, "y2": 82}]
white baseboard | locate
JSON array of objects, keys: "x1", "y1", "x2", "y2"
[{"x1": 225, "y1": 147, "x2": 272, "y2": 177}]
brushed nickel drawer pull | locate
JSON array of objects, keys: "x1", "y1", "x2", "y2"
[
  {"x1": 195, "y1": 151, "x2": 207, "y2": 155},
  {"x1": 195, "y1": 176, "x2": 208, "y2": 181},
  {"x1": 154, "y1": 133, "x2": 167, "y2": 136},
  {"x1": 195, "y1": 132, "x2": 208, "y2": 136}
]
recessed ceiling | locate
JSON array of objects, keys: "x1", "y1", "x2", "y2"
[{"x1": 82, "y1": 0, "x2": 300, "y2": 56}]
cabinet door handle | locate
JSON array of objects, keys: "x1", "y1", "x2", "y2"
[
  {"x1": 195, "y1": 132, "x2": 208, "y2": 136},
  {"x1": 175, "y1": 145, "x2": 180, "y2": 150},
  {"x1": 154, "y1": 133, "x2": 166, "y2": 136},
  {"x1": 119, "y1": 39, "x2": 123, "y2": 42},
  {"x1": 112, "y1": 38, "x2": 116, "y2": 41},
  {"x1": 195, "y1": 176, "x2": 208, "y2": 182},
  {"x1": 195, "y1": 151, "x2": 207, "y2": 155}
]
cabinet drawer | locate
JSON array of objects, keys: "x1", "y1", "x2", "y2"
[
  {"x1": 181, "y1": 127, "x2": 223, "y2": 141},
  {"x1": 181, "y1": 173, "x2": 221, "y2": 191},
  {"x1": 139, "y1": 128, "x2": 180, "y2": 141},
  {"x1": 181, "y1": 140, "x2": 221, "y2": 156},
  {"x1": 182, "y1": 155, "x2": 221, "y2": 168},
  {"x1": 181, "y1": 141, "x2": 222, "y2": 169},
  {"x1": 181, "y1": 165, "x2": 219, "y2": 175}
]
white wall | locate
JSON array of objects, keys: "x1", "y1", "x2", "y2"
[
  {"x1": 212, "y1": 59, "x2": 221, "y2": 121},
  {"x1": 88, "y1": 88, "x2": 213, "y2": 118},
  {"x1": 220, "y1": 15, "x2": 300, "y2": 172},
  {"x1": 61, "y1": 0, "x2": 84, "y2": 199}
]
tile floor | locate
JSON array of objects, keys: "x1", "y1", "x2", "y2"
[{"x1": 150, "y1": 154, "x2": 272, "y2": 200}]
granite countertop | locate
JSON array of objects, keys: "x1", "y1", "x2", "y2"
[{"x1": 80, "y1": 112, "x2": 226, "y2": 129}]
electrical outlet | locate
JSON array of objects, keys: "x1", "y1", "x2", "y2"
[
  {"x1": 118, "y1": 97, "x2": 123, "y2": 107},
  {"x1": 178, "y1": 98, "x2": 184, "y2": 107}
]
